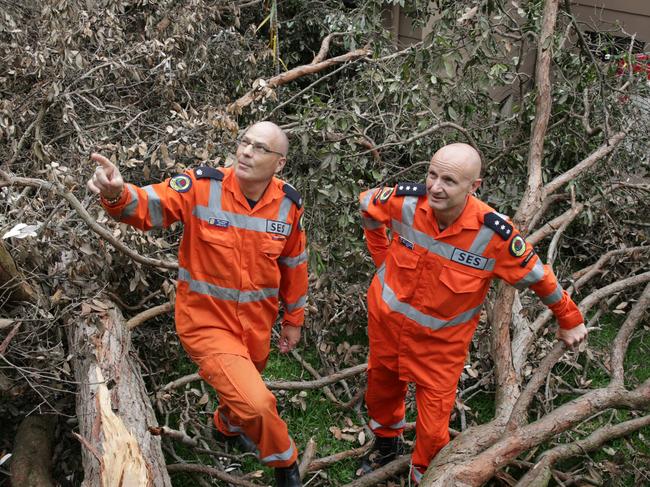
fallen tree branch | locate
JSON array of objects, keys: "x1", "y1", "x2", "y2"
[
  {"x1": 127, "y1": 302, "x2": 174, "y2": 329},
  {"x1": 228, "y1": 45, "x2": 370, "y2": 113},
  {"x1": 166, "y1": 463, "x2": 263, "y2": 487},
  {"x1": 340, "y1": 455, "x2": 410, "y2": 487},
  {"x1": 0, "y1": 170, "x2": 178, "y2": 270},
  {"x1": 610, "y1": 282, "x2": 650, "y2": 385},
  {"x1": 515, "y1": 414, "x2": 650, "y2": 486},
  {"x1": 161, "y1": 363, "x2": 368, "y2": 393},
  {"x1": 312, "y1": 32, "x2": 345, "y2": 64},
  {"x1": 299, "y1": 437, "x2": 317, "y2": 479},
  {"x1": 543, "y1": 130, "x2": 627, "y2": 197}
]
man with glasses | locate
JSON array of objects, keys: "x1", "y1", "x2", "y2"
[{"x1": 87, "y1": 121, "x2": 307, "y2": 487}]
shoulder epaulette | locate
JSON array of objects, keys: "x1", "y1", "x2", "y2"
[
  {"x1": 395, "y1": 182, "x2": 426, "y2": 196},
  {"x1": 194, "y1": 167, "x2": 224, "y2": 180},
  {"x1": 282, "y1": 183, "x2": 303, "y2": 209},
  {"x1": 484, "y1": 212, "x2": 513, "y2": 240}
]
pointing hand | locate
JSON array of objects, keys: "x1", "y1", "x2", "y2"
[{"x1": 87, "y1": 153, "x2": 124, "y2": 200}]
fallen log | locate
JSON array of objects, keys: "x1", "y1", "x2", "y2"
[
  {"x1": 10, "y1": 415, "x2": 56, "y2": 487},
  {"x1": 68, "y1": 300, "x2": 171, "y2": 487}
]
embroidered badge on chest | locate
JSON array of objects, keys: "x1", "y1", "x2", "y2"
[
  {"x1": 451, "y1": 248, "x2": 488, "y2": 270},
  {"x1": 266, "y1": 220, "x2": 291, "y2": 236},
  {"x1": 208, "y1": 217, "x2": 230, "y2": 228}
]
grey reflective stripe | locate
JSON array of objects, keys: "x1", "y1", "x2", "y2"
[
  {"x1": 208, "y1": 178, "x2": 223, "y2": 210},
  {"x1": 361, "y1": 216, "x2": 383, "y2": 229},
  {"x1": 260, "y1": 440, "x2": 295, "y2": 464},
  {"x1": 541, "y1": 283, "x2": 563, "y2": 305},
  {"x1": 514, "y1": 259, "x2": 545, "y2": 290},
  {"x1": 143, "y1": 185, "x2": 163, "y2": 228},
  {"x1": 411, "y1": 464, "x2": 423, "y2": 483},
  {"x1": 277, "y1": 196, "x2": 293, "y2": 223},
  {"x1": 369, "y1": 417, "x2": 406, "y2": 430},
  {"x1": 401, "y1": 196, "x2": 418, "y2": 227},
  {"x1": 285, "y1": 295, "x2": 306, "y2": 312},
  {"x1": 279, "y1": 250, "x2": 307, "y2": 268},
  {"x1": 194, "y1": 179, "x2": 293, "y2": 234},
  {"x1": 377, "y1": 267, "x2": 482, "y2": 330},
  {"x1": 121, "y1": 185, "x2": 140, "y2": 218},
  {"x1": 468, "y1": 225, "x2": 496, "y2": 255},
  {"x1": 360, "y1": 190, "x2": 373, "y2": 211},
  {"x1": 219, "y1": 412, "x2": 243, "y2": 434},
  {"x1": 393, "y1": 219, "x2": 496, "y2": 271},
  {"x1": 178, "y1": 267, "x2": 279, "y2": 303}
]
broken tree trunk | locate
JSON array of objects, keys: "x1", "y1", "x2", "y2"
[
  {"x1": 67, "y1": 300, "x2": 171, "y2": 487},
  {"x1": 10, "y1": 414, "x2": 56, "y2": 487}
]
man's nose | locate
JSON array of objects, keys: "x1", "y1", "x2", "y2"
[
  {"x1": 242, "y1": 143, "x2": 255, "y2": 156},
  {"x1": 429, "y1": 178, "x2": 442, "y2": 193}
]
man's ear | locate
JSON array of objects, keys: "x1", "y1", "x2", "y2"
[
  {"x1": 471, "y1": 178, "x2": 482, "y2": 193},
  {"x1": 274, "y1": 157, "x2": 287, "y2": 174}
]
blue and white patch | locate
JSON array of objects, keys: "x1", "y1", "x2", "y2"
[
  {"x1": 208, "y1": 218, "x2": 230, "y2": 228},
  {"x1": 399, "y1": 236, "x2": 414, "y2": 250},
  {"x1": 451, "y1": 248, "x2": 488, "y2": 270},
  {"x1": 266, "y1": 220, "x2": 292, "y2": 236}
]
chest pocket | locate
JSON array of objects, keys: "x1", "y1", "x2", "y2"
[
  {"x1": 196, "y1": 225, "x2": 235, "y2": 279},
  {"x1": 253, "y1": 237, "x2": 286, "y2": 288},
  {"x1": 439, "y1": 265, "x2": 488, "y2": 294},
  {"x1": 260, "y1": 238, "x2": 285, "y2": 260},
  {"x1": 386, "y1": 241, "x2": 422, "y2": 299}
]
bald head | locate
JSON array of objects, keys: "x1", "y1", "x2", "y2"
[
  {"x1": 246, "y1": 121, "x2": 289, "y2": 157},
  {"x1": 431, "y1": 143, "x2": 481, "y2": 181}
]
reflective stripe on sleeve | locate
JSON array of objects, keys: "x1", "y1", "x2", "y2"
[
  {"x1": 260, "y1": 439, "x2": 295, "y2": 464},
  {"x1": 178, "y1": 267, "x2": 279, "y2": 303},
  {"x1": 143, "y1": 185, "x2": 163, "y2": 228},
  {"x1": 278, "y1": 250, "x2": 307, "y2": 268},
  {"x1": 513, "y1": 259, "x2": 545, "y2": 290},
  {"x1": 360, "y1": 190, "x2": 374, "y2": 211},
  {"x1": 121, "y1": 185, "x2": 140, "y2": 218},
  {"x1": 377, "y1": 266, "x2": 482, "y2": 330},
  {"x1": 361, "y1": 216, "x2": 383, "y2": 229},
  {"x1": 369, "y1": 417, "x2": 406, "y2": 431},
  {"x1": 285, "y1": 295, "x2": 306, "y2": 312},
  {"x1": 411, "y1": 464, "x2": 424, "y2": 484},
  {"x1": 540, "y1": 282, "x2": 563, "y2": 305}
]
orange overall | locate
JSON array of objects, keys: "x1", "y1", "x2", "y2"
[
  {"x1": 102, "y1": 166, "x2": 307, "y2": 467},
  {"x1": 359, "y1": 184, "x2": 583, "y2": 481}
]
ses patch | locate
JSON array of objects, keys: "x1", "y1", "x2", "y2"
[
  {"x1": 169, "y1": 174, "x2": 192, "y2": 193},
  {"x1": 266, "y1": 220, "x2": 292, "y2": 236},
  {"x1": 509, "y1": 235, "x2": 527, "y2": 258},
  {"x1": 451, "y1": 248, "x2": 489, "y2": 270}
]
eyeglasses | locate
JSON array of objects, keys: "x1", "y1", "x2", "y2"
[{"x1": 238, "y1": 137, "x2": 285, "y2": 157}]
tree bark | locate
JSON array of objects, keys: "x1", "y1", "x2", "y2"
[
  {"x1": 68, "y1": 300, "x2": 171, "y2": 487},
  {"x1": 0, "y1": 240, "x2": 41, "y2": 304},
  {"x1": 10, "y1": 415, "x2": 56, "y2": 487}
]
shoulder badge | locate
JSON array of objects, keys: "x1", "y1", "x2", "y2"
[
  {"x1": 395, "y1": 182, "x2": 426, "y2": 197},
  {"x1": 194, "y1": 167, "x2": 224, "y2": 180},
  {"x1": 169, "y1": 174, "x2": 192, "y2": 193},
  {"x1": 298, "y1": 213, "x2": 305, "y2": 232},
  {"x1": 484, "y1": 212, "x2": 513, "y2": 240},
  {"x1": 375, "y1": 186, "x2": 394, "y2": 204},
  {"x1": 282, "y1": 183, "x2": 303, "y2": 209},
  {"x1": 509, "y1": 234, "x2": 527, "y2": 257}
]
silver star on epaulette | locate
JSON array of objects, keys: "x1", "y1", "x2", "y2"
[
  {"x1": 197, "y1": 169, "x2": 203, "y2": 175},
  {"x1": 507, "y1": 229, "x2": 511, "y2": 234},
  {"x1": 495, "y1": 220, "x2": 500, "y2": 225},
  {"x1": 399, "y1": 186, "x2": 404, "y2": 190},
  {"x1": 406, "y1": 186, "x2": 411, "y2": 190},
  {"x1": 501, "y1": 225, "x2": 506, "y2": 230}
]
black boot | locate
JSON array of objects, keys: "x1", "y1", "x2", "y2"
[
  {"x1": 215, "y1": 431, "x2": 257, "y2": 454},
  {"x1": 359, "y1": 436, "x2": 404, "y2": 474},
  {"x1": 274, "y1": 462, "x2": 302, "y2": 487}
]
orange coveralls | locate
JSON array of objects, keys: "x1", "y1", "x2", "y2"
[
  {"x1": 102, "y1": 166, "x2": 307, "y2": 467},
  {"x1": 359, "y1": 184, "x2": 583, "y2": 481}
]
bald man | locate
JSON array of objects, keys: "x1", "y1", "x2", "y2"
[
  {"x1": 88, "y1": 122, "x2": 307, "y2": 487},
  {"x1": 358, "y1": 143, "x2": 586, "y2": 483}
]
